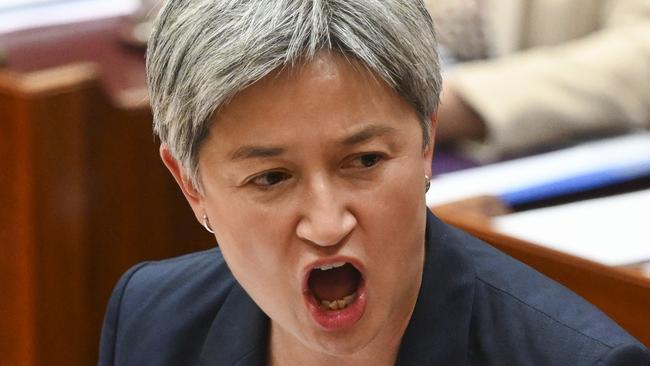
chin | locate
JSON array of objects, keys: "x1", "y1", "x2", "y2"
[
  {"x1": 299, "y1": 313, "x2": 385, "y2": 358},
  {"x1": 305, "y1": 330, "x2": 376, "y2": 357}
]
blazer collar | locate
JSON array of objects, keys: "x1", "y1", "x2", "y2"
[
  {"x1": 395, "y1": 211, "x2": 476, "y2": 365},
  {"x1": 198, "y1": 283, "x2": 269, "y2": 366},
  {"x1": 199, "y1": 211, "x2": 475, "y2": 365}
]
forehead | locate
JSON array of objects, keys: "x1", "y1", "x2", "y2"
[{"x1": 201, "y1": 53, "x2": 421, "y2": 157}]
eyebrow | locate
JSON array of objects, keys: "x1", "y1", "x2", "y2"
[
  {"x1": 229, "y1": 146, "x2": 286, "y2": 161},
  {"x1": 340, "y1": 125, "x2": 397, "y2": 146},
  {"x1": 228, "y1": 124, "x2": 396, "y2": 161}
]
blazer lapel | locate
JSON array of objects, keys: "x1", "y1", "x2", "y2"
[
  {"x1": 199, "y1": 283, "x2": 269, "y2": 366},
  {"x1": 395, "y1": 212, "x2": 476, "y2": 365}
]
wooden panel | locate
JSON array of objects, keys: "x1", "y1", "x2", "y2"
[
  {"x1": 32, "y1": 71, "x2": 95, "y2": 366},
  {"x1": 1, "y1": 17, "x2": 214, "y2": 365},
  {"x1": 0, "y1": 71, "x2": 37, "y2": 366},
  {"x1": 1, "y1": 64, "x2": 98, "y2": 366},
  {"x1": 0, "y1": 64, "x2": 214, "y2": 366}
]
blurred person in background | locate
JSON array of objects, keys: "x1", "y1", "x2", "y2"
[{"x1": 426, "y1": 0, "x2": 650, "y2": 160}]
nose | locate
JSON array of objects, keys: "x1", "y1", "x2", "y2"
[{"x1": 296, "y1": 178, "x2": 357, "y2": 247}]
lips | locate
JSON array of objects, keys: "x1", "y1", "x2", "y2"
[{"x1": 302, "y1": 258, "x2": 367, "y2": 330}]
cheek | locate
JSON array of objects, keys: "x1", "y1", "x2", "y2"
[
  {"x1": 216, "y1": 232, "x2": 295, "y2": 320},
  {"x1": 209, "y1": 201, "x2": 299, "y2": 297},
  {"x1": 214, "y1": 218, "x2": 285, "y2": 271},
  {"x1": 363, "y1": 162, "x2": 427, "y2": 265},
  {"x1": 210, "y1": 192, "x2": 293, "y2": 251},
  {"x1": 373, "y1": 160, "x2": 426, "y2": 217},
  {"x1": 214, "y1": 216, "x2": 304, "y2": 333}
]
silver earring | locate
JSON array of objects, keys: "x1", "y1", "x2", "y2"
[
  {"x1": 425, "y1": 175, "x2": 431, "y2": 193},
  {"x1": 202, "y1": 214, "x2": 215, "y2": 234}
]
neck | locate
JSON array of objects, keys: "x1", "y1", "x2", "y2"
[{"x1": 268, "y1": 323, "x2": 406, "y2": 366}]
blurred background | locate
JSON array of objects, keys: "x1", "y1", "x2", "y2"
[{"x1": 1, "y1": 1, "x2": 649, "y2": 365}]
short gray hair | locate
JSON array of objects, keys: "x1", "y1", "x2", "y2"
[{"x1": 147, "y1": 0, "x2": 441, "y2": 189}]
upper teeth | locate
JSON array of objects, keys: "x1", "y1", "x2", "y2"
[{"x1": 317, "y1": 262, "x2": 346, "y2": 271}]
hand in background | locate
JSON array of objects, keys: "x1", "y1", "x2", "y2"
[{"x1": 435, "y1": 82, "x2": 486, "y2": 146}]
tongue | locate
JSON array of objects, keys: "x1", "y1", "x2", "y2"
[{"x1": 309, "y1": 264, "x2": 360, "y2": 301}]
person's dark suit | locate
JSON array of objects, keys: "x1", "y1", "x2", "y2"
[{"x1": 99, "y1": 212, "x2": 650, "y2": 365}]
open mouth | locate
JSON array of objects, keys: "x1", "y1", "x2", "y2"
[
  {"x1": 303, "y1": 260, "x2": 367, "y2": 330},
  {"x1": 309, "y1": 262, "x2": 362, "y2": 310}
]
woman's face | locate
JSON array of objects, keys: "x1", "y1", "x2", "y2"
[{"x1": 175, "y1": 53, "x2": 433, "y2": 357}]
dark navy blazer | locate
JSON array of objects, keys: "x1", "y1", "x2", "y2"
[{"x1": 99, "y1": 212, "x2": 650, "y2": 365}]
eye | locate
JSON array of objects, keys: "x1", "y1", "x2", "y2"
[
  {"x1": 250, "y1": 171, "x2": 291, "y2": 188},
  {"x1": 346, "y1": 153, "x2": 384, "y2": 169}
]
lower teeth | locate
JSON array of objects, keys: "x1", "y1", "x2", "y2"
[{"x1": 320, "y1": 292, "x2": 356, "y2": 310}]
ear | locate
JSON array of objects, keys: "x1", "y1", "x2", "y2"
[
  {"x1": 422, "y1": 113, "x2": 437, "y2": 178},
  {"x1": 159, "y1": 144, "x2": 204, "y2": 221}
]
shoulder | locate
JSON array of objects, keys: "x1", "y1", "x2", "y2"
[
  {"x1": 117, "y1": 247, "x2": 234, "y2": 300},
  {"x1": 113, "y1": 248, "x2": 236, "y2": 317},
  {"x1": 99, "y1": 248, "x2": 236, "y2": 365},
  {"x1": 436, "y1": 220, "x2": 650, "y2": 365}
]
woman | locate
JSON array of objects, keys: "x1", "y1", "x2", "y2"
[{"x1": 99, "y1": 1, "x2": 649, "y2": 365}]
